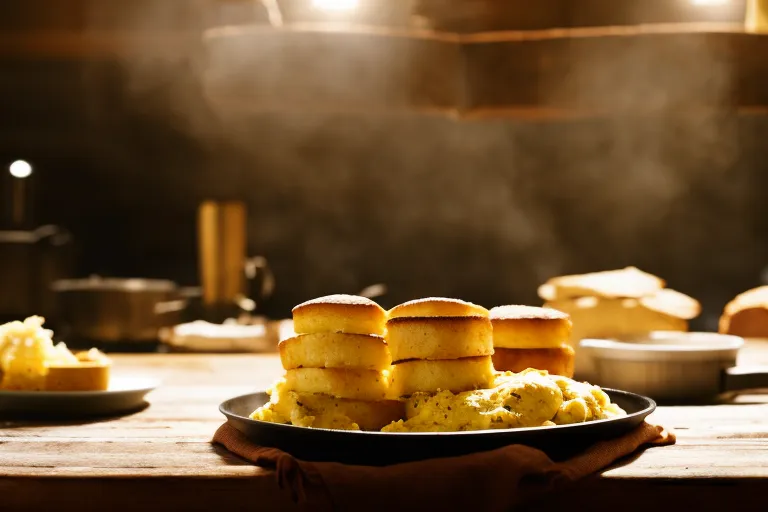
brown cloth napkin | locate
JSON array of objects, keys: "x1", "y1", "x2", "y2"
[{"x1": 213, "y1": 421, "x2": 675, "y2": 512}]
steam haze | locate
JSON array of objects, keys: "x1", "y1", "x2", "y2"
[{"x1": 75, "y1": 1, "x2": 768, "y2": 327}]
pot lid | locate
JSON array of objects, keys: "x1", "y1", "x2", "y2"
[{"x1": 51, "y1": 275, "x2": 177, "y2": 292}]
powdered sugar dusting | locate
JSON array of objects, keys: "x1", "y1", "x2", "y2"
[{"x1": 490, "y1": 305, "x2": 569, "y2": 321}]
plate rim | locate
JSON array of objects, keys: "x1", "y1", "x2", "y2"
[
  {"x1": 219, "y1": 387, "x2": 656, "y2": 437},
  {"x1": 0, "y1": 376, "x2": 161, "y2": 398}
]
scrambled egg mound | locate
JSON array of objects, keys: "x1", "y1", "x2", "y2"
[
  {"x1": 384, "y1": 370, "x2": 625, "y2": 432},
  {"x1": 0, "y1": 316, "x2": 79, "y2": 391},
  {"x1": 252, "y1": 368, "x2": 627, "y2": 432},
  {"x1": 252, "y1": 379, "x2": 365, "y2": 431},
  {"x1": 384, "y1": 369, "x2": 562, "y2": 432}
]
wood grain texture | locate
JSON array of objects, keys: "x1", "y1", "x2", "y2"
[{"x1": 3, "y1": 344, "x2": 768, "y2": 510}]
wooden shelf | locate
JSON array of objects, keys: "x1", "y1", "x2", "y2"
[
  {"x1": 0, "y1": 30, "x2": 201, "y2": 60},
  {"x1": 202, "y1": 22, "x2": 768, "y2": 119}
]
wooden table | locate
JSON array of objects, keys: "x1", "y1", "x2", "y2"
[{"x1": 3, "y1": 341, "x2": 768, "y2": 511}]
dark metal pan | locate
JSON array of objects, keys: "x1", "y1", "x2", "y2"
[{"x1": 219, "y1": 389, "x2": 656, "y2": 466}]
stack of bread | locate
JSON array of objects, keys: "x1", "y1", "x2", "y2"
[
  {"x1": 275, "y1": 294, "x2": 404, "y2": 430},
  {"x1": 489, "y1": 305, "x2": 575, "y2": 378},
  {"x1": 537, "y1": 266, "x2": 701, "y2": 380},
  {"x1": 251, "y1": 294, "x2": 634, "y2": 432},
  {"x1": 719, "y1": 285, "x2": 768, "y2": 338},
  {"x1": 386, "y1": 298, "x2": 495, "y2": 397}
]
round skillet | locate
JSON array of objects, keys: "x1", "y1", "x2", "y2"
[{"x1": 219, "y1": 389, "x2": 655, "y2": 466}]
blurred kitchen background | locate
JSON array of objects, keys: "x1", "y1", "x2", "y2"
[{"x1": 1, "y1": 0, "x2": 767, "y2": 348}]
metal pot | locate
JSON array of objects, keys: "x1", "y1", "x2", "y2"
[
  {"x1": 51, "y1": 276, "x2": 192, "y2": 344},
  {"x1": 0, "y1": 225, "x2": 73, "y2": 324}
]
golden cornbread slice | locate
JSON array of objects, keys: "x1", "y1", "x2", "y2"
[
  {"x1": 389, "y1": 356, "x2": 494, "y2": 397},
  {"x1": 491, "y1": 346, "x2": 575, "y2": 378},
  {"x1": 490, "y1": 305, "x2": 572, "y2": 349},
  {"x1": 279, "y1": 332, "x2": 391, "y2": 371},
  {"x1": 388, "y1": 297, "x2": 489, "y2": 319},
  {"x1": 45, "y1": 363, "x2": 111, "y2": 391},
  {"x1": 284, "y1": 367, "x2": 390, "y2": 401},
  {"x1": 292, "y1": 294, "x2": 386, "y2": 336},
  {"x1": 385, "y1": 316, "x2": 493, "y2": 362},
  {"x1": 45, "y1": 349, "x2": 112, "y2": 391}
]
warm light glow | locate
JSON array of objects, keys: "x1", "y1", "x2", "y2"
[
  {"x1": 9, "y1": 160, "x2": 32, "y2": 179},
  {"x1": 312, "y1": 0, "x2": 359, "y2": 11},
  {"x1": 690, "y1": 0, "x2": 729, "y2": 5}
]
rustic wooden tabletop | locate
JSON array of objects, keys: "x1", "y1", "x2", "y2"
[{"x1": 2, "y1": 341, "x2": 768, "y2": 511}]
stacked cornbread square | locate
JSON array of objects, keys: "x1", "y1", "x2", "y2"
[
  {"x1": 276, "y1": 294, "x2": 403, "y2": 430},
  {"x1": 489, "y1": 305, "x2": 575, "y2": 378},
  {"x1": 386, "y1": 298, "x2": 495, "y2": 397}
]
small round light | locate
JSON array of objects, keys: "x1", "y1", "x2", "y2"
[{"x1": 9, "y1": 160, "x2": 32, "y2": 179}]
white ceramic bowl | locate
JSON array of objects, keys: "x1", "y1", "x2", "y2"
[{"x1": 578, "y1": 332, "x2": 745, "y2": 400}]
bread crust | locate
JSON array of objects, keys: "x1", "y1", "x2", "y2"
[
  {"x1": 284, "y1": 367, "x2": 390, "y2": 401},
  {"x1": 279, "y1": 332, "x2": 391, "y2": 371},
  {"x1": 492, "y1": 347, "x2": 575, "y2": 378},
  {"x1": 292, "y1": 294, "x2": 386, "y2": 335},
  {"x1": 490, "y1": 305, "x2": 571, "y2": 349},
  {"x1": 389, "y1": 356, "x2": 494, "y2": 396},
  {"x1": 388, "y1": 297, "x2": 488, "y2": 319},
  {"x1": 719, "y1": 286, "x2": 768, "y2": 337},
  {"x1": 537, "y1": 266, "x2": 665, "y2": 301},
  {"x1": 385, "y1": 316, "x2": 493, "y2": 362}
]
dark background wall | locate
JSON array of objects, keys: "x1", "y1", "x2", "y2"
[
  {"x1": 4, "y1": 105, "x2": 766, "y2": 330},
  {"x1": 0, "y1": 0, "x2": 766, "y2": 331}
]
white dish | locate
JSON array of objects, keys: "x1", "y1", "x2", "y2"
[
  {"x1": 579, "y1": 332, "x2": 768, "y2": 401},
  {"x1": 0, "y1": 376, "x2": 160, "y2": 417},
  {"x1": 160, "y1": 319, "x2": 290, "y2": 353}
]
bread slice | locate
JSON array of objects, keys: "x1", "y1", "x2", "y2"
[
  {"x1": 545, "y1": 294, "x2": 692, "y2": 344},
  {"x1": 388, "y1": 297, "x2": 488, "y2": 319},
  {"x1": 45, "y1": 363, "x2": 111, "y2": 391},
  {"x1": 639, "y1": 288, "x2": 700, "y2": 320},
  {"x1": 279, "y1": 332, "x2": 391, "y2": 371},
  {"x1": 292, "y1": 294, "x2": 386, "y2": 336},
  {"x1": 491, "y1": 346, "x2": 575, "y2": 378},
  {"x1": 719, "y1": 285, "x2": 768, "y2": 338},
  {"x1": 389, "y1": 356, "x2": 494, "y2": 396},
  {"x1": 490, "y1": 305, "x2": 571, "y2": 349},
  {"x1": 538, "y1": 266, "x2": 665, "y2": 301},
  {"x1": 284, "y1": 367, "x2": 390, "y2": 401},
  {"x1": 385, "y1": 316, "x2": 493, "y2": 362}
]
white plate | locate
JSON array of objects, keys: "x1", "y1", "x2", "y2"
[{"x1": 0, "y1": 376, "x2": 160, "y2": 418}]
